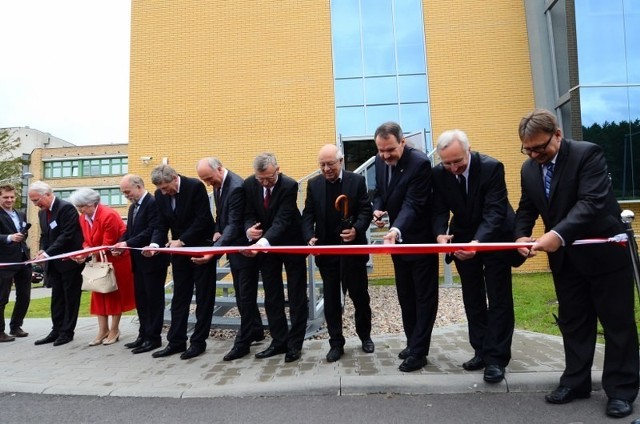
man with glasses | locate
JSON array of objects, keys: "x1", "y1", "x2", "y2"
[
  {"x1": 242, "y1": 152, "x2": 308, "y2": 363},
  {"x1": 514, "y1": 108, "x2": 638, "y2": 419},
  {"x1": 302, "y1": 144, "x2": 374, "y2": 362},
  {"x1": 432, "y1": 129, "x2": 517, "y2": 383},
  {"x1": 372, "y1": 121, "x2": 439, "y2": 372},
  {"x1": 28, "y1": 181, "x2": 85, "y2": 346}
]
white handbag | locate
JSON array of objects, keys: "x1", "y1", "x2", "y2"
[{"x1": 81, "y1": 250, "x2": 118, "y2": 293}]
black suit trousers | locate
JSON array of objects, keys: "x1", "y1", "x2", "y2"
[
  {"x1": 454, "y1": 251, "x2": 514, "y2": 366},
  {"x1": 48, "y1": 265, "x2": 83, "y2": 338},
  {"x1": 0, "y1": 264, "x2": 32, "y2": 333},
  {"x1": 392, "y1": 254, "x2": 439, "y2": 357},
  {"x1": 553, "y1": 259, "x2": 639, "y2": 401},
  {"x1": 167, "y1": 256, "x2": 217, "y2": 348},
  {"x1": 231, "y1": 260, "x2": 264, "y2": 349},
  {"x1": 259, "y1": 253, "x2": 309, "y2": 350},
  {"x1": 318, "y1": 255, "x2": 371, "y2": 347},
  {"x1": 133, "y1": 265, "x2": 168, "y2": 344}
]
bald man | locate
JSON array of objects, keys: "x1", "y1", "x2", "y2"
[{"x1": 302, "y1": 144, "x2": 374, "y2": 362}]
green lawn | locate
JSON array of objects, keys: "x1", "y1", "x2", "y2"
[{"x1": 6, "y1": 273, "x2": 639, "y2": 341}]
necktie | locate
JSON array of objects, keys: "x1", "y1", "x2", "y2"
[
  {"x1": 214, "y1": 188, "x2": 222, "y2": 208},
  {"x1": 264, "y1": 188, "x2": 271, "y2": 209},
  {"x1": 132, "y1": 202, "x2": 140, "y2": 221},
  {"x1": 458, "y1": 174, "x2": 467, "y2": 199},
  {"x1": 387, "y1": 165, "x2": 395, "y2": 187},
  {"x1": 171, "y1": 195, "x2": 176, "y2": 211},
  {"x1": 544, "y1": 162, "x2": 554, "y2": 199},
  {"x1": 46, "y1": 209, "x2": 52, "y2": 224}
]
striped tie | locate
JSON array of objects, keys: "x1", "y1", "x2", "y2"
[{"x1": 544, "y1": 162, "x2": 554, "y2": 199}]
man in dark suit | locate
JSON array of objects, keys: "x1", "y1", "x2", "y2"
[
  {"x1": 514, "y1": 108, "x2": 639, "y2": 419},
  {"x1": 242, "y1": 152, "x2": 309, "y2": 363},
  {"x1": 302, "y1": 144, "x2": 374, "y2": 362},
  {"x1": 432, "y1": 130, "x2": 515, "y2": 383},
  {"x1": 195, "y1": 157, "x2": 264, "y2": 361},
  {"x1": 29, "y1": 181, "x2": 85, "y2": 346},
  {"x1": 112, "y1": 174, "x2": 169, "y2": 354},
  {"x1": 143, "y1": 165, "x2": 217, "y2": 360},
  {"x1": 0, "y1": 184, "x2": 32, "y2": 342},
  {"x1": 372, "y1": 121, "x2": 439, "y2": 372}
]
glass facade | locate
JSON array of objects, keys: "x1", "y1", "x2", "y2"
[
  {"x1": 54, "y1": 188, "x2": 127, "y2": 207},
  {"x1": 547, "y1": 0, "x2": 640, "y2": 200},
  {"x1": 331, "y1": 0, "x2": 431, "y2": 139}
]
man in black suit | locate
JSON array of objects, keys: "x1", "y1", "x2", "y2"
[
  {"x1": 0, "y1": 184, "x2": 32, "y2": 342},
  {"x1": 302, "y1": 144, "x2": 374, "y2": 362},
  {"x1": 372, "y1": 121, "x2": 439, "y2": 372},
  {"x1": 143, "y1": 165, "x2": 217, "y2": 360},
  {"x1": 195, "y1": 157, "x2": 264, "y2": 361},
  {"x1": 514, "y1": 108, "x2": 639, "y2": 419},
  {"x1": 112, "y1": 174, "x2": 169, "y2": 354},
  {"x1": 242, "y1": 152, "x2": 309, "y2": 363},
  {"x1": 29, "y1": 181, "x2": 85, "y2": 346},
  {"x1": 432, "y1": 130, "x2": 515, "y2": 383}
]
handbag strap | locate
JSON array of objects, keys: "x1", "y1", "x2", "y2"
[{"x1": 97, "y1": 249, "x2": 108, "y2": 263}]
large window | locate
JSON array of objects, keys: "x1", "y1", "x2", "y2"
[
  {"x1": 44, "y1": 157, "x2": 128, "y2": 179},
  {"x1": 331, "y1": 0, "x2": 431, "y2": 138},
  {"x1": 547, "y1": 0, "x2": 640, "y2": 200}
]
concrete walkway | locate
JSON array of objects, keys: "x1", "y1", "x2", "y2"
[{"x1": 0, "y1": 316, "x2": 604, "y2": 399}]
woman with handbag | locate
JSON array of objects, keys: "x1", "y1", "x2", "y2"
[{"x1": 69, "y1": 188, "x2": 136, "y2": 346}]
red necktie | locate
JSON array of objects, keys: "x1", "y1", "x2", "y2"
[{"x1": 263, "y1": 188, "x2": 271, "y2": 209}]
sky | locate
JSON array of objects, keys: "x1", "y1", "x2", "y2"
[{"x1": 0, "y1": 1, "x2": 131, "y2": 146}]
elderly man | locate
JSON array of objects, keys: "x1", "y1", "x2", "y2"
[
  {"x1": 29, "y1": 181, "x2": 85, "y2": 346},
  {"x1": 302, "y1": 144, "x2": 374, "y2": 362}
]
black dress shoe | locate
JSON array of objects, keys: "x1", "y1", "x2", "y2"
[
  {"x1": 361, "y1": 338, "x2": 375, "y2": 353},
  {"x1": 398, "y1": 347, "x2": 410, "y2": 360},
  {"x1": 326, "y1": 347, "x2": 344, "y2": 362},
  {"x1": 131, "y1": 340, "x2": 162, "y2": 354},
  {"x1": 180, "y1": 345, "x2": 205, "y2": 360},
  {"x1": 53, "y1": 336, "x2": 73, "y2": 346},
  {"x1": 223, "y1": 346, "x2": 250, "y2": 361},
  {"x1": 285, "y1": 348, "x2": 301, "y2": 363},
  {"x1": 462, "y1": 355, "x2": 485, "y2": 371},
  {"x1": 124, "y1": 337, "x2": 144, "y2": 349},
  {"x1": 483, "y1": 365, "x2": 505, "y2": 383},
  {"x1": 152, "y1": 343, "x2": 187, "y2": 358},
  {"x1": 10, "y1": 327, "x2": 28, "y2": 338},
  {"x1": 399, "y1": 355, "x2": 427, "y2": 372},
  {"x1": 0, "y1": 332, "x2": 16, "y2": 342},
  {"x1": 34, "y1": 333, "x2": 58, "y2": 345},
  {"x1": 544, "y1": 385, "x2": 591, "y2": 404},
  {"x1": 606, "y1": 398, "x2": 633, "y2": 418},
  {"x1": 255, "y1": 345, "x2": 288, "y2": 359}
]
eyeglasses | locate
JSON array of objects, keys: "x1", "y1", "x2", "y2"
[
  {"x1": 318, "y1": 159, "x2": 341, "y2": 168},
  {"x1": 521, "y1": 132, "x2": 554, "y2": 155},
  {"x1": 255, "y1": 171, "x2": 278, "y2": 182}
]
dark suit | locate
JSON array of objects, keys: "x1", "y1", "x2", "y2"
[
  {"x1": 432, "y1": 152, "x2": 515, "y2": 367},
  {"x1": 214, "y1": 170, "x2": 263, "y2": 350},
  {"x1": 0, "y1": 209, "x2": 32, "y2": 334},
  {"x1": 514, "y1": 139, "x2": 639, "y2": 401},
  {"x1": 38, "y1": 197, "x2": 85, "y2": 339},
  {"x1": 120, "y1": 192, "x2": 169, "y2": 345},
  {"x1": 372, "y1": 147, "x2": 439, "y2": 357},
  {"x1": 302, "y1": 170, "x2": 372, "y2": 348},
  {"x1": 243, "y1": 173, "x2": 309, "y2": 351},
  {"x1": 151, "y1": 175, "x2": 217, "y2": 349}
]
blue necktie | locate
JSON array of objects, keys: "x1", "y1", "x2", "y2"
[{"x1": 544, "y1": 162, "x2": 554, "y2": 199}]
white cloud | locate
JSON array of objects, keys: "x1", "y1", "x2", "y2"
[{"x1": 0, "y1": 1, "x2": 130, "y2": 145}]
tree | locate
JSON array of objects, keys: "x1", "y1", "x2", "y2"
[{"x1": 0, "y1": 129, "x2": 23, "y2": 182}]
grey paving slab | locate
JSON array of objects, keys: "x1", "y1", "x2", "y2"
[{"x1": 0, "y1": 317, "x2": 605, "y2": 398}]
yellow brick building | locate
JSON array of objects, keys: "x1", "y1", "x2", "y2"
[{"x1": 128, "y1": 0, "x2": 640, "y2": 276}]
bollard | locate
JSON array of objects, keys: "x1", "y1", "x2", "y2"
[{"x1": 621, "y1": 210, "x2": 640, "y2": 297}]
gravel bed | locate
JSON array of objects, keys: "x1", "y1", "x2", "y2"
[{"x1": 209, "y1": 285, "x2": 466, "y2": 341}]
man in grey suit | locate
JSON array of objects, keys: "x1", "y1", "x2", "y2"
[
  {"x1": 195, "y1": 157, "x2": 264, "y2": 361},
  {"x1": 302, "y1": 144, "x2": 374, "y2": 362},
  {"x1": 0, "y1": 184, "x2": 32, "y2": 342}
]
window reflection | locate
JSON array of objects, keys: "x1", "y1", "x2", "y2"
[
  {"x1": 335, "y1": 79, "x2": 364, "y2": 107},
  {"x1": 399, "y1": 75, "x2": 427, "y2": 103},
  {"x1": 367, "y1": 104, "x2": 399, "y2": 134},
  {"x1": 361, "y1": 0, "x2": 396, "y2": 76},
  {"x1": 365, "y1": 76, "x2": 397, "y2": 104},
  {"x1": 337, "y1": 107, "x2": 366, "y2": 136}
]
